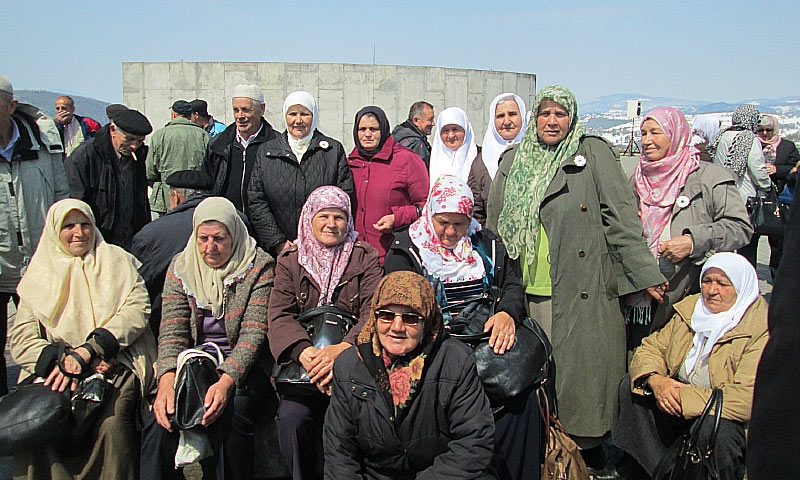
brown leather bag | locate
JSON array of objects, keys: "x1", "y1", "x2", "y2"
[{"x1": 538, "y1": 385, "x2": 590, "y2": 480}]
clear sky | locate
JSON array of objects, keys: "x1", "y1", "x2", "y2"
[{"x1": 3, "y1": 0, "x2": 798, "y2": 105}]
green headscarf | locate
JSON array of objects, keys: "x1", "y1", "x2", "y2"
[{"x1": 497, "y1": 85, "x2": 585, "y2": 262}]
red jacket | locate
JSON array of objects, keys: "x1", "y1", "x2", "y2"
[{"x1": 347, "y1": 136, "x2": 429, "y2": 261}]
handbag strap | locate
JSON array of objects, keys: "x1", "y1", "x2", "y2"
[
  {"x1": 296, "y1": 304, "x2": 357, "y2": 327},
  {"x1": 686, "y1": 388, "x2": 723, "y2": 452}
]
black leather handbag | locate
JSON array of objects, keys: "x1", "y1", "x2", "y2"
[
  {"x1": 652, "y1": 389, "x2": 723, "y2": 480},
  {"x1": 273, "y1": 305, "x2": 357, "y2": 395},
  {"x1": 171, "y1": 343, "x2": 224, "y2": 430},
  {"x1": 447, "y1": 287, "x2": 552, "y2": 402},
  {"x1": 0, "y1": 381, "x2": 73, "y2": 455},
  {"x1": 747, "y1": 184, "x2": 789, "y2": 237}
]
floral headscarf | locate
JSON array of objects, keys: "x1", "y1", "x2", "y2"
[
  {"x1": 356, "y1": 271, "x2": 442, "y2": 419},
  {"x1": 498, "y1": 85, "x2": 586, "y2": 262},
  {"x1": 408, "y1": 175, "x2": 485, "y2": 283},
  {"x1": 295, "y1": 185, "x2": 358, "y2": 306},
  {"x1": 634, "y1": 107, "x2": 701, "y2": 257},
  {"x1": 708, "y1": 104, "x2": 760, "y2": 176}
]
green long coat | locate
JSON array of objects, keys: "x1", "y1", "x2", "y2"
[{"x1": 487, "y1": 136, "x2": 665, "y2": 437}]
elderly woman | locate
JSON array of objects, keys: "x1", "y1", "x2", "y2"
[
  {"x1": 613, "y1": 253, "x2": 768, "y2": 479},
  {"x1": 268, "y1": 186, "x2": 382, "y2": 480},
  {"x1": 485, "y1": 85, "x2": 665, "y2": 467},
  {"x1": 469, "y1": 93, "x2": 528, "y2": 225},
  {"x1": 709, "y1": 104, "x2": 771, "y2": 269},
  {"x1": 248, "y1": 90, "x2": 354, "y2": 256},
  {"x1": 323, "y1": 271, "x2": 495, "y2": 479},
  {"x1": 756, "y1": 114, "x2": 800, "y2": 278},
  {"x1": 690, "y1": 114, "x2": 721, "y2": 162},
  {"x1": 9, "y1": 198, "x2": 157, "y2": 479},
  {"x1": 429, "y1": 106, "x2": 478, "y2": 187},
  {"x1": 629, "y1": 107, "x2": 752, "y2": 344},
  {"x1": 144, "y1": 196, "x2": 275, "y2": 479},
  {"x1": 347, "y1": 106, "x2": 429, "y2": 262},
  {"x1": 385, "y1": 175, "x2": 538, "y2": 479}
]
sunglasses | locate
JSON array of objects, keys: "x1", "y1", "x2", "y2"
[
  {"x1": 375, "y1": 310, "x2": 423, "y2": 325},
  {"x1": 758, "y1": 128, "x2": 774, "y2": 133}
]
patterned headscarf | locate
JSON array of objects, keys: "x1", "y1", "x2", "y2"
[
  {"x1": 634, "y1": 107, "x2": 700, "y2": 257},
  {"x1": 708, "y1": 104, "x2": 760, "y2": 176},
  {"x1": 408, "y1": 175, "x2": 485, "y2": 283},
  {"x1": 497, "y1": 85, "x2": 586, "y2": 262},
  {"x1": 356, "y1": 271, "x2": 443, "y2": 418},
  {"x1": 295, "y1": 185, "x2": 358, "y2": 306}
]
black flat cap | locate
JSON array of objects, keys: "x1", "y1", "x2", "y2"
[
  {"x1": 105, "y1": 104, "x2": 128, "y2": 121},
  {"x1": 171, "y1": 100, "x2": 193, "y2": 115},
  {"x1": 190, "y1": 99, "x2": 209, "y2": 116},
  {"x1": 114, "y1": 109, "x2": 152, "y2": 136},
  {"x1": 166, "y1": 170, "x2": 213, "y2": 190}
]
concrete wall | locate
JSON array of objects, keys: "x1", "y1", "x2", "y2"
[{"x1": 123, "y1": 62, "x2": 536, "y2": 151}]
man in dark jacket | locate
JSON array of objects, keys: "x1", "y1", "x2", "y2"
[
  {"x1": 391, "y1": 101, "x2": 434, "y2": 169},
  {"x1": 54, "y1": 95, "x2": 101, "y2": 156},
  {"x1": 131, "y1": 170, "x2": 212, "y2": 335},
  {"x1": 66, "y1": 108, "x2": 152, "y2": 251},
  {"x1": 203, "y1": 84, "x2": 277, "y2": 215}
]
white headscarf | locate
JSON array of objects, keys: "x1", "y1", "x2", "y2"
[
  {"x1": 481, "y1": 93, "x2": 528, "y2": 179},
  {"x1": 691, "y1": 114, "x2": 720, "y2": 146},
  {"x1": 173, "y1": 197, "x2": 258, "y2": 318},
  {"x1": 283, "y1": 91, "x2": 319, "y2": 161},
  {"x1": 429, "y1": 107, "x2": 478, "y2": 187},
  {"x1": 685, "y1": 252, "x2": 760, "y2": 374}
]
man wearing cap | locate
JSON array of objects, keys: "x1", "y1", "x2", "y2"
[
  {"x1": 203, "y1": 84, "x2": 277, "y2": 214},
  {"x1": 66, "y1": 108, "x2": 153, "y2": 250},
  {"x1": 131, "y1": 170, "x2": 214, "y2": 334},
  {"x1": 54, "y1": 95, "x2": 101, "y2": 156},
  {"x1": 145, "y1": 100, "x2": 210, "y2": 216},
  {"x1": 0, "y1": 74, "x2": 69, "y2": 396},
  {"x1": 190, "y1": 99, "x2": 226, "y2": 137}
]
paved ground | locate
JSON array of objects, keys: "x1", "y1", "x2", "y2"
[{"x1": 0, "y1": 235, "x2": 776, "y2": 479}]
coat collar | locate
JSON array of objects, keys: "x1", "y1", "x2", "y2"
[{"x1": 673, "y1": 293, "x2": 768, "y2": 343}]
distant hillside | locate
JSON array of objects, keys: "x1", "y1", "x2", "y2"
[
  {"x1": 14, "y1": 90, "x2": 110, "y2": 124},
  {"x1": 581, "y1": 93, "x2": 800, "y2": 116}
]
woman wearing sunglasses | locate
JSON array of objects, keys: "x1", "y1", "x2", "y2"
[{"x1": 323, "y1": 271, "x2": 495, "y2": 479}]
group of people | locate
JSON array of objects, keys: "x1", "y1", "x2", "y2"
[{"x1": 0, "y1": 69, "x2": 793, "y2": 480}]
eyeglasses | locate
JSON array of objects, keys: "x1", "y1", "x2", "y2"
[
  {"x1": 375, "y1": 310, "x2": 423, "y2": 325},
  {"x1": 757, "y1": 128, "x2": 774, "y2": 134}
]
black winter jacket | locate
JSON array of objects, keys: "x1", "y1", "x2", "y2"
[
  {"x1": 66, "y1": 125, "x2": 150, "y2": 249},
  {"x1": 392, "y1": 120, "x2": 432, "y2": 170},
  {"x1": 204, "y1": 118, "x2": 278, "y2": 214},
  {"x1": 323, "y1": 336, "x2": 494, "y2": 479},
  {"x1": 384, "y1": 228, "x2": 526, "y2": 323},
  {"x1": 247, "y1": 130, "x2": 354, "y2": 252}
]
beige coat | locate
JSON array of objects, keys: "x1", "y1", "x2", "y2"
[{"x1": 630, "y1": 293, "x2": 769, "y2": 423}]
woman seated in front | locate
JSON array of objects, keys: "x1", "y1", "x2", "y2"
[
  {"x1": 323, "y1": 271, "x2": 495, "y2": 479},
  {"x1": 144, "y1": 196, "x2": 275, "y2": 479},
  {"x1": 613, "y1": 252, "x2": 768, "y2": 480},
  {"x1": 9, "y1": 198, "x2": 157, "y2": 479},
  {"x1": 384, "y1": 175, "x2": 539, "y2": 480},
  {"x1": 268, "y1": 185, "x2": 382, "y2": 479}
]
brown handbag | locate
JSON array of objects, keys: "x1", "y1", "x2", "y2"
[{"x1": 537, "y1": 384, "x2": 590, "y2": 480}]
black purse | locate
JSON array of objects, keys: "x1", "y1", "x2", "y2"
[
  {"x1": 171, "y1": 343, "x2": 224, "y2": 430},
  {"x1": 447, "y1": 287, "x2": 552, "y2": 403},
  {"x1": 747, "y1": 184, "x2": 789, "y2": 237},
  {"x1": 652, "y1": 389, "x2": 723, "y2": 480},
  {"x1": 0, "y1": 381, "x2": 73, "y2": 455},
  {"x1": 273, "y1": 304, "x2": 357, "y2": 395}
]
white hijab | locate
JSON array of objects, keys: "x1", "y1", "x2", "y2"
[
  {"x1": 429, "y1": 107, "x2": 478, "y2": 187},
  {"x1": 481, "y1": 93, "x2": 528, "y2": 179},
  {"x1": 685, "y1": 252, "x2": 760, "y2": 374},
  {"x1": 691, "y1": 114, "x2": 720, "y2": 146},
  {"x1": 283, "y1": 91, "x2": 319, "y2": 161}
]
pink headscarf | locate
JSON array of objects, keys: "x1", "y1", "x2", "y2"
[
  {"x1": 408, "y1": 175, "x2": 485, "y2": 282},
  {"x1": 295, "y1": 186, "x2": 358, "y2": 306},
  {"x1": 634, "y1": 107, "x2": 701, "y2": 256}
]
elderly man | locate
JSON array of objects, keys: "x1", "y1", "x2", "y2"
[
  {"x1": 204, "y1": 84, "x2": 277, "y2": 215},
  {"x1": 131, "y1": 170, "x2": 214, "y2": 334},
  {"x1": 0, "y1": 75, "x2": 69, "y2": 396},
  {"x1": 190, "y1": 99, "x2": 226, "y2": 137},
  {"x1": 67, "y1": 108, "x2": 152, "y2": 251},
  {"x1": 146, "y1": 100, "x2": 210, "y2": 216},
  {"x1": 392, "y1": 101, "x2": 435, "y2": 169},
  {"x1": 54, "y1": 95, "x2": 101, "y2": 156}
]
